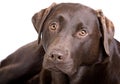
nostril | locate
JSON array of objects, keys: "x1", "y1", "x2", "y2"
[
  {"x1": 57, "y1": 55, "x2": 63, "y2": 61},
  {"x1": 48, "y1": 54, "x2": 55, "y2": 60},
  {"x1": 51, "y1": 55, "x2": 54, "y2": 59}
]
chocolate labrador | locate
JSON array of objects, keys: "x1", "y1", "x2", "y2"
[
  {"x1": 0, "y1": 2, "x2": 120, "y2": 84},
  {"x1": 32, "y1": 3, "x2": 120, "y2": 84}
]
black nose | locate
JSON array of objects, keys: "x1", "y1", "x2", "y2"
[{"x1": 48, "y1": 50, "x2": 67, "y2": 62}]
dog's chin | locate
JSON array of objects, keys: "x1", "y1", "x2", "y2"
[
  {"x1": 43, "y1": 60, "x2": 76, "y2": 76},
  {"x1": 46, "y1": 66, "x2": 62, "y2": 73}
]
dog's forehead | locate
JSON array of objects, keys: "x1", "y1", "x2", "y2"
[{"x1": 49, "y1": 3, "x2": 97, "y2": 24}]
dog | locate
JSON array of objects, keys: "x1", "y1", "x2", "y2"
[
  {"x1": 0, "y1": 2, "x2": 120, "y2": 84},
  {"x1": 32, "y1": 3, "x2": 120, "y2": 84}
]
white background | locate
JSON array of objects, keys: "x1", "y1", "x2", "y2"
[{"x1": 0, "y1": 0, "x2": 120, "y2": 61}]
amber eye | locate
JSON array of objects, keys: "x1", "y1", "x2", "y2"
[
  {"x1": 49, "y1": 22, "x2": 58, "y2": 31},
  {"x1": 76, "y1": 29, "x2": 88, "y2": 38}
]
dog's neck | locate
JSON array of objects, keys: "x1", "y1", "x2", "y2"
[
  {"x1": 69, "y1": 63, "x2": 107, "y2": 84},
  {"x1": 69, "y1": 66, "x2": 90, "y2": 84}
]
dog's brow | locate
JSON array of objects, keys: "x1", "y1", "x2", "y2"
[
  {"x1": 56, "y1": 14, "x2": 66, "y2": 22},
  {"x1": 76, "y1": 23, "x2": 86, "y2": 30}
]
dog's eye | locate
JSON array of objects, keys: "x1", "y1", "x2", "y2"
[
  {"x1": 76, "y1": 29, "x2": 88, "y2": 38},
  {"x1": 49, "y1": 22, "x2": 58, "y2": 31}
]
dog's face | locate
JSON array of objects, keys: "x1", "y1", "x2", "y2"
[
  {"x1": 32, "y1": 3, "x2": 114, "y2": 76},
  {"x1": 41, "y1": 3, "x2": 101, "y2": 75}
]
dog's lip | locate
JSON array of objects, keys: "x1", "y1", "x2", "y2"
[
  {"x1": 46, "y1": 65, "x2": 62, "y2": 72},
  {"x1": 49, "y1": 67, "x2": 61, "y2": 72},
  {"x1": 43, "y1": 61, "x2": 66, "y2": 72}
]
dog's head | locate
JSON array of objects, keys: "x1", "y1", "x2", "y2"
[{"x1": 32, "y1": 3, "x2": 114, "y2": 76}]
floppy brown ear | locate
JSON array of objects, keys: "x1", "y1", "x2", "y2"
[
  {"x1": 32, "y1": 3, "x2": 57, "y2": 43},
  {"x1": 96, "y1": 9, "x2": 114, "y2": 57}
]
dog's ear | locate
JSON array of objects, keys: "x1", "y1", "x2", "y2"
[
  {"x1": 32, "y1": 3, "x2": 57, "y2": 44},
  {"x1": 96, "y1": 10, "x2": 114, "y2": 57}
]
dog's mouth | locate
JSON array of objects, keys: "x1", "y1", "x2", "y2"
[
  {"x1": 43, "y1": 59, "x2": 65, "y2": 72},
  {"x1": 47, "y1": 65, "x2": 62, "y2": 72},
  {"x1": 43, "y1": 55, "x2": 76, "y2": 75}
]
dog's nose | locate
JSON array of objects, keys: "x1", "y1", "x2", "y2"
[{"x1": 48, "y1": 50, "x2": 67, "y2": 62}]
